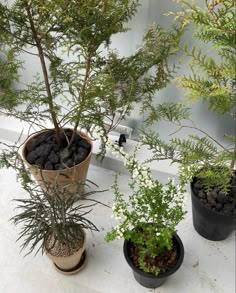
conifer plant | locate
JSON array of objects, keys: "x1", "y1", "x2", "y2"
[
  {"x1": 141, "y1": 0, "x2": 236, "y2": 240},
  {"x1": 0, "y1": 0, "x2": 181, "y2": 178}
]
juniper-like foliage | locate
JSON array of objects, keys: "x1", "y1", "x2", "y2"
[
  {"x1": 141, "y1": 0, "x2": 236, "y2": 192},
  {"x1": 0, "y1": 0, "x2": 181, "y2": 155},
  {"x1": 0, "y1": 48, "x2": 20, "y2": 110}
]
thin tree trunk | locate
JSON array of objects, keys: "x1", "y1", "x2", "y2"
[{"x1": 25, "y1": 4, "x2": 61, "y2": 145}]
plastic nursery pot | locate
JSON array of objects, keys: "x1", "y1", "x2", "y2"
[
  {"x1": 191, "y1": 181, "x2": 235, "y2": 241},
  {"x1": 22, "y1": 128, "x2": 93, "y2": 195},
  {"x1": 123, "y1": 233, "x2": 184, "y2": 289},
  {"x1": 45, "y1": 230, "x2": 86, "y2": 275}
]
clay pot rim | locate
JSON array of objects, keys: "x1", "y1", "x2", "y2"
[{"x1": 21, "y1": 128, "x2": 93, "y2": 173}]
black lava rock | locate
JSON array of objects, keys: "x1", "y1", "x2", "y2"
[
  {"x1": 78, "y1": 139, "x2": 91, "y2": 150},
  {"x1": 59, "y1": 148, "x2": 71, "y2": 162},
  {"x1": 25, "y1": 130, "x2": 91, "y2": 171},
  {"x1": 38, "y1": 131, "x2": 54, "y2": 144},
  {"x1": 27, "y1": 150, "x2": 38, "y2": 164},
  {"x1": 207, "y1": 191, "x2": 217, "y2": 200},
  {"x1": 74, "y1": 152, "x2": 85, "y2": 165},
  {"x1": 200, "y1": 198, "x2": 207, "y2": 204},
  {"x1": 74, "y1": 134, "x2": 82, "y2": 144},
  {"x1": 44, "y1": 161, "x2": 54, "y2": 170},
  {"x1": 70, "y1": 145, "x2": 78, "y2": 153},
  {"x1": 54, "y1": 163, "x2": 64, "y2": 170},
  {"x1": 198, "y1": 191, "x2": 206, "y2": 199},
  {"x1": 46, "y1": 134, "x2": 57, "y2": 144},
  {"x1": 48, "y1": 151, "x2": 59, "y2": 164},
  {"x1": 194, "y1": 180, "x2": 203, "y2": 190},
  {"x1": 34, "y1": 157, "x2": 45, "y2": 168},
  {"x1": 65, "y1": 129, "x2": 73, "y2": 138},
  {"x1": 34, "y1": 144, "x2": 52, "y2": 160},
  {"x1": 207, "y1": 194, "x2": 216, "y2": 207},
  {"x1": 216, "y1": 191, "x2": 228, "y2": 203},
  {"x1": 50, "y1": 143, "x2": 60, "y2": 152},
  {"x1": 63, "y1": 158, "x2": 74, "y2": 168},
  {"x1": 60, "y1": 130, "x2": 73, "y2": 146},
  {"x1": 26, "y1": 138, "x2": 39, "y2": 152}
]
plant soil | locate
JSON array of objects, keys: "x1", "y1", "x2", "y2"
[
  {"x1": 193, "y1": 175, "x2": 236, "y2": 215},
  {"x1": 129, "y1": 243, "x2": 177, "y2": 274},
  {"x1": 25, "y1": 129, "x2": 91, "y2": 170},
  {"x1": 45, "y1": 233, "x2": 84, "y2": 257}
]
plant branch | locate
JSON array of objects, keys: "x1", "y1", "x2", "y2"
[
  {"x1": 25, "y1": 4, "x2": 61, "y2": 145},
  {"x1": 169, "y1": 120, "x2": 230, "y2": 152},
  {"x1": 69, "y1": 54, "x2": 92, "y2": 145}
]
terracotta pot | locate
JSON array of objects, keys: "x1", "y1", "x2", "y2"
[
  {"x1": 22, "y1": 129, "x2": 93, "y2": 195},
  {"x1": 46, "y1": 230, "x2": 86, "y2": 274}
]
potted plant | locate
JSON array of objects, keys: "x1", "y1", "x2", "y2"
[
  {"x1": 11, "y1": 180, "x2": 101, "y2": 274},
  {"x1": 105, "y1": 144, "x2": 186, "y2": 288},
  {"x1": 141, "y1": 0, "x2": 236, "y2": 240},
  {"x1": 0, "y1": 0, "x2": 181, "y2": 194}
]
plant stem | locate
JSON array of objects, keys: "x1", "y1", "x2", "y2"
[
  {"x1": 170, "y1": 121, "x2": 230, "y2": 152},
  {"x1": 69, "y1": 54, "x2": 92, "y2": 145},
  {"x1": 25, "y1": 4, "x2": 61, "y2": 145}
]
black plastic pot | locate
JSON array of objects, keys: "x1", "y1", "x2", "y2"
[
  {"x1": 123, "y1": 233, "x2": 184, "y2": 289},
  {"x1": 191, "y1": 182, "x2": 235, "y2": 241}
]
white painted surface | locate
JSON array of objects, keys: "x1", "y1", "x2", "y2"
[
  {"x1": 0, "y1": 113, "x2": 179, "y2": 177},
  {"x1": 0, "y1": 161, "x2": 235, "y2": 293}
]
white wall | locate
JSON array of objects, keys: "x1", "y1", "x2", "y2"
[{"x1": 127, "y1": 0, "x2": 234, "y2": 145}]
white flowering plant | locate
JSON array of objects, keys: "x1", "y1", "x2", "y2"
[{"x1": 105, "y1": 143, "x2": 187, "y2": 274}]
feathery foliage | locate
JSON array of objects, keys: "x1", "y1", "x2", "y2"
[
  {"x1": 141, "y1": 0, "x2": 236, "y2": 192},
  {"x1": 0, "y1": 48, "x2": 20, "y2": 110},
  {"x1": 0, "y1": 0, "x2": 181, "y2": 154},
  {"x1": 175, "y1": 0, "x2": 236, "y2": 114}
]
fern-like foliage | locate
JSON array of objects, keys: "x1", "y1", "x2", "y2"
[
  {"x1": 175, "y1": 0, "x2": 236, "y2": 114},
  {"x1": 141, "y1": 0, "x2": 236, "y2": 192},
  {"x1": 0, "y1": 0, "x2": 181, "y2": 156},
  {"x1": 141, "y1": 128, "x2": 235, "y2": 191},
  {"x1": 0, "y1": 141, "x2": 33, "y2": 190},
  {"x1": 143, "y1": 102, "x2": 191, "y2": 126},
  {"x1": 0, "y1": 48, "x2": 21, "y2": 110}
]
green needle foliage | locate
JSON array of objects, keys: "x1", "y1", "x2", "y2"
[
  {"x1": 141, "y1": 0, "x2": 236, "y2": 192},
  {"x1": 0, "y1": 0, "x2": 181, "y2": 153},
  {"x1": 0, "y1": 48, "x2": 20, "y2": 110},
  {"x1": 11, "y1": 181, "x2": 101, "y2": 256}
]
